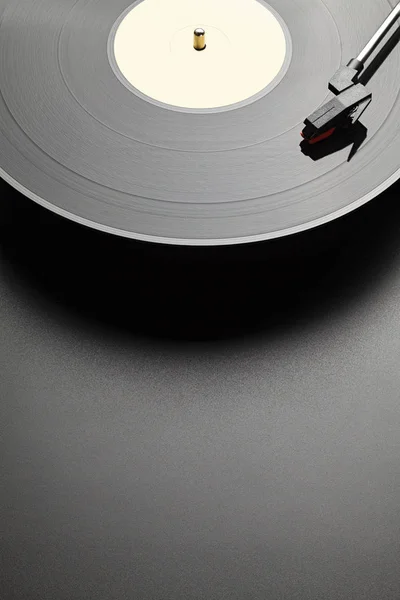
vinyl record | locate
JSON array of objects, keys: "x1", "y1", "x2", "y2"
[{"x1": 0, "y1": 0, "x2": 399, "y2": 245}]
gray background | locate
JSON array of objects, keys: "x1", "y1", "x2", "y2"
[{"x1": 1, "y1": 178, "x2": 400, "y2": 600}]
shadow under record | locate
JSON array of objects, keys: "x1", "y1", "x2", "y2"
[{"x1": 0, "y1": 173, "x2": 400, "y2": 342}]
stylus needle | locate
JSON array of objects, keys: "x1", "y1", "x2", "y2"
[{"x1": 301, "y1": 1, "x2": 400, "y2": 144}]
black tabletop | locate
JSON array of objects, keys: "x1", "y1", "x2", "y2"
[{"x1": 1, "y1": 178, "x2": 400, "y2": 600}]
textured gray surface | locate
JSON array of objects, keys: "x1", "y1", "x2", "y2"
[
  {"x1": 1, "y1": 180, "x2": 400, "y2": 599},
  {"x1": 1, "y1": 0, "x2": 400, "y2": 243}
]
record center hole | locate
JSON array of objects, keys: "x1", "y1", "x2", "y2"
[{"x1": 194, "y1": 27, "x2": 206, "y2": 51}]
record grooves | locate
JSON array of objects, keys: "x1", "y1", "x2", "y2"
[{"x1": 0, "y1": 0, "x2": 400, "y2": 245}]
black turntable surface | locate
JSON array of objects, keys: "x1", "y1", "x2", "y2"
[{"x1": 1, "y1": 177, "x2": 400, "y2": 600}]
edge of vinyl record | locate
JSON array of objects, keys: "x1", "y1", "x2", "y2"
[{"x1": 0, "y1": 165, "x2": 398, "y2": 246}]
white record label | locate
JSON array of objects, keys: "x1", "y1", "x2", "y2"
[{"x1": 112, "y1": 0, "x2": 288, "y2": 109}]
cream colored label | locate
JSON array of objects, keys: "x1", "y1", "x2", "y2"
[{"x1": 113, "y1": 0, "x2": 287, "y2": 109}]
